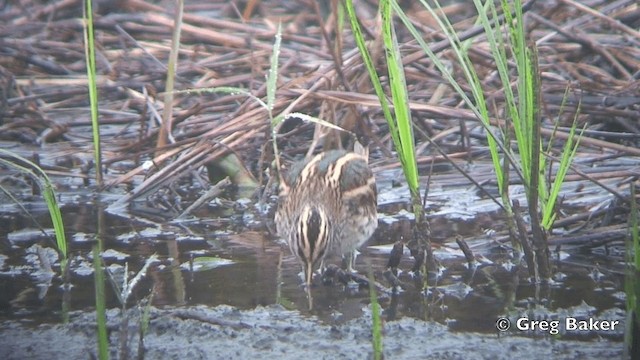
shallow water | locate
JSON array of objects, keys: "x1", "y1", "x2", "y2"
[
  {"x1": 0, "y1": 170, "x2": 627, "y2": 345},
  {"x1": 0, "y1": 161, "x2": 631, "y2": 360}
]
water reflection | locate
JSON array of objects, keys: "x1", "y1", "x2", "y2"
[{"x1": 0, "y1": 201, "x2": 626, "y2": 341}]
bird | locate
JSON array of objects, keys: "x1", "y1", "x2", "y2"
[{"x1": 275, "y1": 149, "x2": 378, "y2": 290}]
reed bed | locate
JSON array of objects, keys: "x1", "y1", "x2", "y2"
[{"x1": 0, "y1": 0, "x2": 638, "y2": 237}]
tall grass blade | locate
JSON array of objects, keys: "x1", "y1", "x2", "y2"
[
  {"x1": 93, "y1": 244, "x2": 109, "y2": 360},
  {"x1": 83, "y1": 0, "x2": 102, "y2": 186},
  {"x1": 626, "y1": 183, "x2": 640, "y2": 358},
  {"x1": 380, "y1": 0, "x2": 420, "y2": 207},
  {"x1": 0, "y1": 150, "x2": 70, "y2": 320},
  {"x1": 345, "y1": 0, "x2": 421, "y2": 215},
  {"x1": 368, "y1": 266, "x2": 383, "y2": 360},
  {"x1": 400, "y1": 0, "x2": 519, "y2": 187},
  {"x1": 344, "y1": 0, "x2": 393, "y2": 130},
  {"x1": 0, "y1": 150, "x2": 67, "y2": 268},
  {"x1": 541, "y1": 112, "x2": 584, "y2": 229}
]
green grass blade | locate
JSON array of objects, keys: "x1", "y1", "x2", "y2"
[
  {"x1": 401, "y1": 0, "x2": 519, "y2": 189},
  {"x1": 344, "y1": 0, "x2": 398, "y2": 144},
  {"x1": 381, "y1": 0, "x2": 419, "y2": 200},
  {"x1": 346, "y1": 0, "x2": 421, "y2": 211},
  {"x1": 474, "y1": 0, "x2": 526, "y2": 189},
  {"x1": 83, "y1": 0, "x2": 102, "y2": 185},
  {"x1": 0, "y1": 150, "x2": 67, "y2": 266},
  {"x1": 42, "y1": 181, "x2": 67, "y2": 266},
  {"x1": 625, "y1": 183, "x2": 640, "y2": 356},
  {"x1": 368, "y1": 267, "x2": 383, "y2": 360},
  {"x1": 93, "y1": 245, "x2": 109, "y2": 360},
  {"x1": 633, "y1": 183, "x2": 640, "y2": 270},
  {"x1": 541, "y1": 117, "x2": 585, "y2": 230}
]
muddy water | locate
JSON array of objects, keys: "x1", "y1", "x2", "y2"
[{"x1": 0, "y1": 167, "x2": 628, "y2": 358}]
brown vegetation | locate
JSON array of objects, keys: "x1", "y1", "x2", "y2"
[{"x1": 0, "y1": 0, "x2": 638, "y2": 244}]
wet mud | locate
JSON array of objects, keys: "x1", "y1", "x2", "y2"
[{"x1": 0, "y1": 305, "x2": 623, "y2": 360}]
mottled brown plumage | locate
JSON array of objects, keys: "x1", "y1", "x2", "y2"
[{"x1": 275, "y1": 150, "x2": 378, "y2": 288}]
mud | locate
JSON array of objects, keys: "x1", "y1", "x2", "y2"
[{"x1": 0, "y1": 305, "x2": 623, "y2": 360}]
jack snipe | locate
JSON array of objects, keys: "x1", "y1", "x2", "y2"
[{"x1": 275, "y1": 150, "x2": 378, "y2": 288}]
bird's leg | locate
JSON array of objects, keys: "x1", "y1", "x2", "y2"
[
  {"x1": 298, "y1": 266, "x2": 306, "y2": 284},
  {"x1": 343, "y1": 250, "x2": 360, "y2": 273}
]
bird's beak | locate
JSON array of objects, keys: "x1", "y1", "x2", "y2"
[
  {"x1": 305, "y1": 262, "x2": 314, "y2": 310},
  {"x1": 305, "y1": 262, "x2": 313, "y2": 289}
]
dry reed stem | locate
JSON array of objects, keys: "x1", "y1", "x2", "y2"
[{"x1": 0, "y1": 0, "x2": 636, "y2": 229}]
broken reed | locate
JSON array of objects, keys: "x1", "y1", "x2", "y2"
[{"x1": 156, "y1": 0, "x2": 184, "y2": 152}]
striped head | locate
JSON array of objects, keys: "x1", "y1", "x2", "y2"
[
  {"x1": 275, "y1": 149, "x2": 378, "y2": 287},
  {"x1": 289, "y1": 205, "x2": 332, "y2": 288}
]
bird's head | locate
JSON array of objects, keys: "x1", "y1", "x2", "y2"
[{"x1": 291, "y1": 205, "x2": 331, "y2": 287}]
